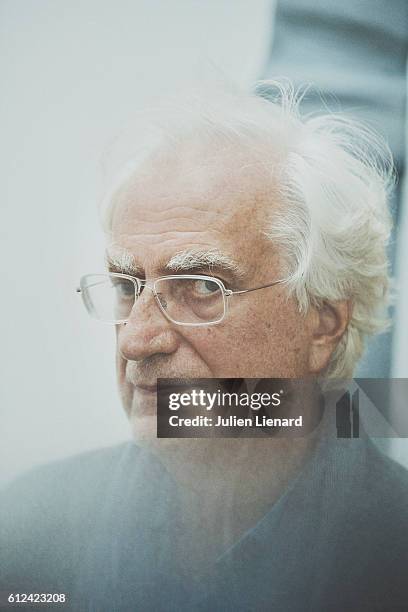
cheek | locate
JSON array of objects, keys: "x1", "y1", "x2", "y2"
[
  {"x1": 115, "y1": 329, "x2": 125, "y2": 381},
  {"x1": 254, "y1": 297, "x2": 311, "y2": 375},
  {"x1": 116, "y1": 348, "x2": 125, "y2": 382},
  {"x1": 184, "y1": 324, "x2": 270, "y2": 378},
  {"x1": 115, "y1": 340, "x2": 133, "y2": 412},
  {"x1": 199, "y1": 295, "x2": 312, "y2": 378}
]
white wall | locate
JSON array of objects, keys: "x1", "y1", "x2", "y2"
[{"x1": 0, "y1": 0, "x2": 273, "y2": 485}]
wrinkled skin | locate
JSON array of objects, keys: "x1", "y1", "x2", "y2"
[{"x1": 109, "y1": 146, "x2": 342, "y2": 430}]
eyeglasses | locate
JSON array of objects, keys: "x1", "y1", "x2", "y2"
[{"x1": 76, "y1": 273, "x2": 285, "y2": 327}]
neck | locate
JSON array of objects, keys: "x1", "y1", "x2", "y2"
[{"x1": 136, "y1": 434, "x2": 319, "y2": 562}]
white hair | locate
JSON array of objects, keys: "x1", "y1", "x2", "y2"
[{"x1": 101, "y1": 80, "x2": 394, "y2": 378}]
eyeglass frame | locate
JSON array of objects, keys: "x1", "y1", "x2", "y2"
[{"x1": 76, "y1": 272, "x2": 286, "y2": 327}]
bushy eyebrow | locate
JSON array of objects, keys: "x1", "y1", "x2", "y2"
[
  {"x1": 105, "y1": 248, "x2": 245, "y2": 279},
  {"x1": 105, "y1": 251, "x2": 142, "y2": 276},
  {"x1": 165, "y1": 249, "x2": 244, "y2": 277}
]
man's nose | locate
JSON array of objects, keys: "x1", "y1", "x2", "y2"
[{"x1": 117, "y1": 287, "x2": 179, "y2": 362}]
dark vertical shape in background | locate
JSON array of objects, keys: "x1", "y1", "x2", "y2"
[{"x1": 260, "y1": 0, "x2": 408, "y2": 377}]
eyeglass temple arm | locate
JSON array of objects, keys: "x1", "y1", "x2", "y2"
[
  {"x1": 229, "y1": 279, "x2": 286, "y2": 296},
  {"x1": 76, "y1": 277, "x2": 122, "y2": 292},
  {"x1": 76, "y1": 279, "x2": 286, "y2": 295}
]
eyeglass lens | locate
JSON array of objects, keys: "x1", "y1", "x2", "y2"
[{"x1": 81, "y1": 275, "x2": 226, "y2": 325}]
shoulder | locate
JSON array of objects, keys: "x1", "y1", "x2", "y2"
[
  {"x1": 359, "y1": 439, "x2": 408, "y2": 514},
  {"x1": 319, "y1": 436, "x2": 408, "y2": 541},
  {"x1": 2, "y1": 442, "x2": 131, "y2": 500},
  {"x1": 0, "y1": 443, "x2": 140, "y2": 593},
  {"x1": 0, "y1": 442, "x2": 139, "y2": 539},
  {"x1": 317, "y1": 440, "x2": 408, "y2": 610}
]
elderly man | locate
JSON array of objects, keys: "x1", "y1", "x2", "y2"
[{"x1": 2, "y1": 84, "x2": 408, "y2": 612}]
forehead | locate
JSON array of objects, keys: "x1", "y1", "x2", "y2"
[{"x1": 109, "y1": 143, "x2": 281, "y2": 273}]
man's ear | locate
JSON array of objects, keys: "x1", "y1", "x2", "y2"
[{"x1": 308, "y1": 300, "x2": 352, "y2": 374}]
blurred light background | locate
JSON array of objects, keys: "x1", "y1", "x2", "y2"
[
  {"x1": 0, "y1": 0, "x2": 272, "y2": 485},
  {"x1": 1, "y1": 0, "x2": 407, "y2": 485}
]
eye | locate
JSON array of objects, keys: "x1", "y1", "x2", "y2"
[
  {"x1": 193, "y1": 279, "x2": 221, "y2": 296},
  {"x1": 112, "y1": 278, "x2": 135, "y2": 299}
]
